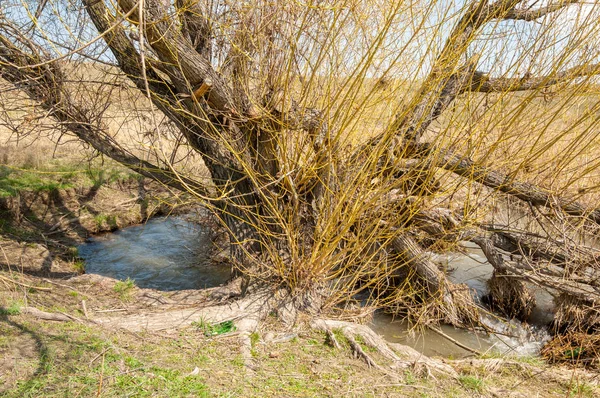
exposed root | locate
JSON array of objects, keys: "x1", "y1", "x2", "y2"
[
  {"x1": 325, "y1": 328, "x2": 342, "y2": 350},
  {"x1": 95, "y1": 284, "x2": 276, "y2": 373},
  {"x1": 310, "y1": 318, "x2": 457, "y2": 378},
  {"x1": 93, "y1": 283, "x2": 459, "y2": 377},
  {"x1": 239, "y1": 331, "x2": 257, "y2": 372},
  {"x1": 94, "y1": 301, "x2": 246, "y2": 332},
  {"x1": 485, "y1": 270, "x2": 535, "y2": 321},
  {"x1": 93, "y1": 281, "x2": 266, "y2": 332},
  {"x1": 346, "y1": 334, "x2": 386, "y2": 372},
  {"x1": 21, "y1": 307, "x2": 75, "y2": 322}
]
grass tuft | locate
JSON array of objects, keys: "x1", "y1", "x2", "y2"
[
  {"x1": 458, "y1": 375, "x2": 484, "y2": 393},
  {"x1": 192, "y1": 319, "x2": 236, "y2": 337},
  {"x1": 0, "y1": 301, "x2": 22, "y2": 316}
]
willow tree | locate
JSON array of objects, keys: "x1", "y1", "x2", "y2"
[{"x1": 1, "y1": 0, "x2": 600, "y2": 356}]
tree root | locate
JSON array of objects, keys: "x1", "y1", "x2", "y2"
[
  {"x1": 325, "y1": 328, "x2": 342, "y2": 349},
  {"x1": 310, "y1": 318, "x2": 457, "y2": 378},
  {"x1": 21, "y1": 307, "x2": 75, "y2": 322},
  {"x1": 93, "y1": 284, "x2": 458, "y2": 377},
  {"x1": 346, "y1": 334, "x2": 386, "y2": 372},
  {"x1": 94, "y1": 285, "x2": 274, "y2": 372}
]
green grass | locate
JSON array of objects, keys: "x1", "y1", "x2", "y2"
[
  {"x1": 72, "y1": 259, "x2": 85, "y2": 273},
  {"x1": 113, "y1": 278, "x2": 135, "y2": 301},
  {"x1": 0, "y1": 217, "x2": 37, "y2": 239},
  {"x1": 3, "y1": 322, "x2": 210, "y2": 398},
  {"x1": 192, "y1": 319, "x2": 237, "y2": 337},
  {"x1": 0, "y1": 158, "x2": 137, "y2": 198},
  {"x1": 0, "y1": 300, "x2": 22, "y2": 315},
  {"x1": 93, "y1": 213, "x2": 118, "y2": 229},
  {"x1": 0, "y1": 165, "x2": 75, "y2": 198},
  {"x1": 569, "y1": 381, "x2": 595, "y2": 398},
  {"x1": 85, "y1": 166, "x2": 136, "y2": 188},
  {"x1": 0, "y1": 311, "x2": 590, "y2": 397},
  {"x1": 458, "y1": 375, "x2": 484, "y2": 393}
]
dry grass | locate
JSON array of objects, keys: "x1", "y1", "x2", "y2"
[
  {"x1": 486, "y1": 270, "x2": 536, "y2": 321},
  {"x1": 553, "y1": 294, "x2": 600, "y2": 334},
  {"x1": 542, "y1": 332, "x2": 600, "y2": 369}
]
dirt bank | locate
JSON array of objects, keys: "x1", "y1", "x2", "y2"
[{"x1": 0, "y1": 178, "x2": 192, "y2": 277}]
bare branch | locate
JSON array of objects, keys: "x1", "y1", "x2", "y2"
[
  {"x1": 496, "y1": 0, "x2": 582, "y2": 21},
  {"x1": 83, "y1": 0, "x2": 176, "y2": 98},
  {"x1": 470, "y1": 63, "x2": 600, "y2": 92},
  {"x1": 410, "y1": 142, "x2": 600, "y2": 225},
  {"x1": 117, "y1": 0, "x2": 243, "y2": 116},
  {"x1": 0, "y1": 34, "x2": 213, "y2": 198},
  {"x1": 472, "y1": 235, "x2": 600, "y2": 303},
  {"x1": 84, "y1": 0, "x2": 254, "y2": 190},
  {"x1": 176, "y1": 0, "x2": 212, "y2": 60}
]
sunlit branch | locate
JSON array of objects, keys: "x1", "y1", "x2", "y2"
[
  {"x1": 410, "y1": 142, "x2": 600, "y2": 225},
  {"x1": 490, "y1": 0, "x2": 582, "y2": 21},
  {"x1": 470, "y1": 63, "x2": 600, "y2": 92}
]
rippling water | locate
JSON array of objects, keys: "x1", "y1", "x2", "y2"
[{"x1": 78, "y1": 216, "x2": 231, "y2": 291}]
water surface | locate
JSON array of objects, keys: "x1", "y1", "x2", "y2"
[
  {"x1": 79, "y1": 218, "x2": 551, "y2": 357},
  {"x1": 78, "y1": 216, "x2": 231, "y2": 291}
]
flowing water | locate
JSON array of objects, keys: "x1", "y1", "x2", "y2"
[
  {"x1": 370, "y1": 242, "x2": 552, "y2": 357},
  {"x1": 79, "y1": 216, "x2": 552, "y2": 358},
  {"x1": 78, "y1": 216, "x2": 231, "y2": 291}
]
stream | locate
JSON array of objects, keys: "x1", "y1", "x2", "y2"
[{"x1": 79, "y1": 216, "x2": 552, "y2": 358}]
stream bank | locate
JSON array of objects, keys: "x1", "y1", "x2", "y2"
[
  {"x1": 0, "y1": 184, "x2": 598, "y2": 396},
  {"x1": 0, "y1": 177, "x2": 194, "y2": 278}
]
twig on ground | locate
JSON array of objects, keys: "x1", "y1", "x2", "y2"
[
  {"x1": 0, "y1": 274, "x2": 52, "y2": 291},
  {"x1": 81, "y1": 300, "x2": 89, "y2": 318},
  {"x1": 42, "y1": 278, "x2": 93, "y2": 299},
  {"x1": 21, "y1": 306, "x2": 72, "y2": 322}
]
